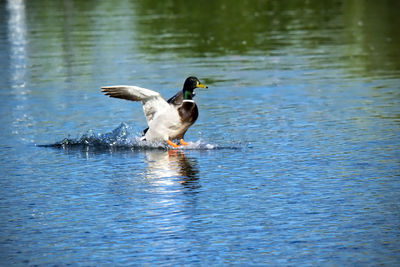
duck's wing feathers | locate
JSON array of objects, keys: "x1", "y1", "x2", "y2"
[
  {"x1": 101, "y1": 85, "x2": 160, "y2": 101},
  {"x1": 101, "y1": 85, "x2": 170, "y2": 125}
]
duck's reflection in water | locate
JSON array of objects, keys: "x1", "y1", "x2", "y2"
[{"x1": 144, "y1": 150, "x2": 200, "y2": 191}]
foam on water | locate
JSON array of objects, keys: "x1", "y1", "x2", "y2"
[{"x1": 38, "y1": 123, "x2": 240, "y2": 151}]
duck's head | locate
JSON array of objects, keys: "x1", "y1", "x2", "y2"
[{"x1": 183, "y1": 76, "x2": 207, "y2": 100}]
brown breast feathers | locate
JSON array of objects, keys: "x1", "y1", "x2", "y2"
[{"x1": 178, "y1": 101, "x2": 199, "y2": 124}]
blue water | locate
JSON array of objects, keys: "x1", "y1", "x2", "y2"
[{"x1": 1, "y1": 0, "x2": 400, "y2": 265}]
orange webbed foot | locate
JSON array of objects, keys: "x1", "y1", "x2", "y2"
[
  {"x1": 166, "y1": 139, "x2": 179, "y2": 148},
  {"x1": 179, "y1": 139, "x2": 189, "y2": 146}
]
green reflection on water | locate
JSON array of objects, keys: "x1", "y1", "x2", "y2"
[
  {"x1": 133, "y1": 0, "x2": 340, "y2": 56},
  {"x1": 342, "y1": 1, "x2": 400, "y2": 74},
  {"x1": 20, "y1": 0, "x2": 400, "y2": 77},
  {"x1": 132, "y1": 0, "x2": 400, "y2": 73}
]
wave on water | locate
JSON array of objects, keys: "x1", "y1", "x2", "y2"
[{"x1": 38, "y1": 123, "x2": 240, "y2": 151}]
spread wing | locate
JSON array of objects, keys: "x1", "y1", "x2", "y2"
[{"x1": 101, "y1": 85, "x2": 170, "y2": 125}]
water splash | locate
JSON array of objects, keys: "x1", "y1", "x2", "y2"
[{"x1": 38, "y1": 123, "x2": 240, "y2": 151}]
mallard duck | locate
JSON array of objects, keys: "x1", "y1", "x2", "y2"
[{"x1": 101, "y1": 76, "x2": 207, "y2": 148}]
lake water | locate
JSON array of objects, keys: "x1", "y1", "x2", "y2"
[{"x1": 1, "y1": 0, "x2": 399, "y2": 265}]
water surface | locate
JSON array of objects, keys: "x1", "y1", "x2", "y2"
[{"x1": 1, "y1": 0, "x2": 399, "y2": 265}]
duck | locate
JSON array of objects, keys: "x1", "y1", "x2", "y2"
[{"x1": 101, "y1": 76, "x2": 207, "y2": 148}]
